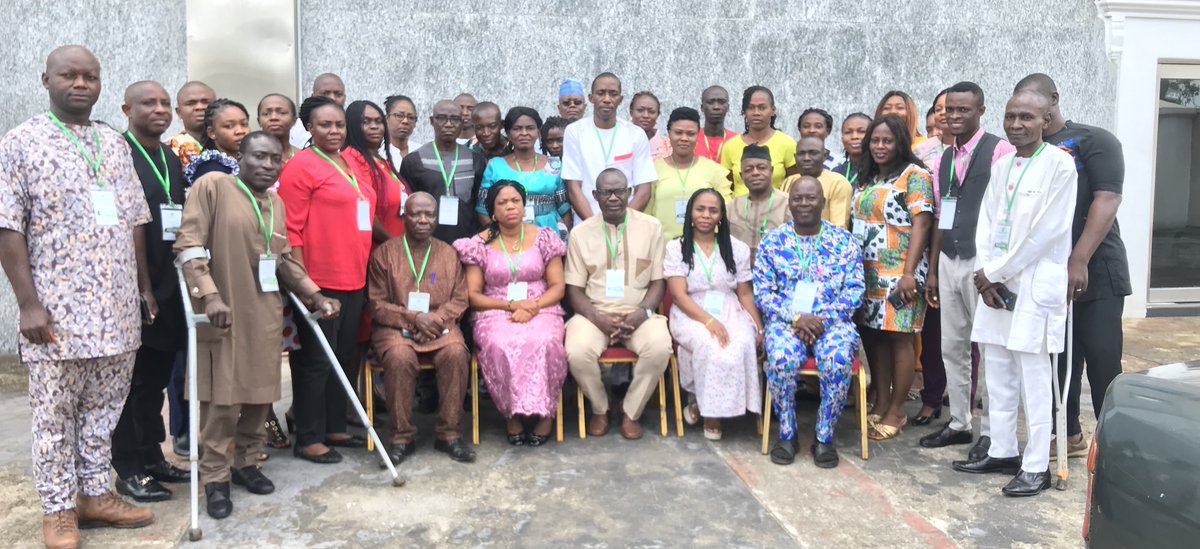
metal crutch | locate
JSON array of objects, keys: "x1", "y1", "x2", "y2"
[
  {"x1": 175, "y1": 265, "x2": 206, "y2": 542},
  {"x1": 287, "y1": 291, "x2": 405, "y2": 487},
  {"x1": 1052, "y1": 302, "x2": 1074, "y2": 490}
]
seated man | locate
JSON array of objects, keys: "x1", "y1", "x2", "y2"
[
  {"x1": 564, "y1": 168, "x2": 671, "y2": 440},
  {"x1": 175, "y1": 131, "x2": 341, "y2": 519},
  {"x1": 753, "y1": 176, "x2": 865, "y2": 467},
  {"x1": 368, "y1": 192, "x2": 475, "y2": 465}
]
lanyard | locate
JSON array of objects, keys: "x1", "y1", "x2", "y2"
[
  {"x1": 602, "y1": 214, "x2": 628, "y2": 269},
  {"x1": 312, "y1": 148, "x2": 363, "y2": 197},
  {"x1": 693, "y1": 242, "x2": 719, "y2": 282},
  {"x1": 431, "y1": 144, "x2": 460, "y2": 193},
  {"x1": 743, "y1": 192, "x2": 775, "y2": 236},
  {"x1": 403, "y1": 236, "x2": 433, "y2": 291},
  {"x1": 855, "y1": 180, "x2": 883, "y2": 218},
  {"x1": 1003, "y1": 142, "x2": 1047, "y2": 222},
  {"x1": 377, "y1": 155, "x2": 400, "y2": 184},
  {"x1": 234, "y1": 177, "x2": 275, "y2": 256},
  {"x1": 126, "y1": 131, "x2": 173, "y2": 205},
  {"x1": 513, "y1": 155, "x2": 536, "y2": 185},
  {"x1": 48, "y1": 111, "x2": 104, "y2": 187},
  {"x1": 945, "y1": 142, "x2": 975, "y2": 197},
  {"x1": 671, "y1": 156, "x2": 695, "y2": 191},
  {"x1": 792, "y1": 224, "x2": 824, "y2": 275},
  {"x1": 594, "y1": 125, "x2": 617, "y2": 165},
  {"x1": 843, "y1": 160, "x2": 858, "y2": 186},
  {"x1": 702, "y1": 132, "x2": 725, "y2": 160},
  {"x1": 499, "y1": 224, "x2": 524, "y2": 282}
]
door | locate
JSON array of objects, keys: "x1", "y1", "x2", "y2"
[{"x1": 1151, "y1": 64, "x2": 1200, "y2": 303}]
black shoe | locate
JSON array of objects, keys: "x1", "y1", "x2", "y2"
[
  {"x1": 919, "y1": 425, "x2": 973, "y2": 448},
  {"x1": 951, "y1": 455, "x2": 1022, "y2": 475},
  {"x1": 507, "y1": 432, "x2": 526, "y2": 447},
  {"x1": 811, "y1": 440, "x2": 839, "y2": 469},
  {"x1": 115, "y1": 473, "x2": 172, "y2": 503},
  {"x1": 172, "y1": 434, "x2": 190, "y2": 458},
  {"x1": 380, "y1": 442, "x2": 416, "y2": 468},
  {"x1": 968, "y1": 435, "x2": 991, "y2": 461},
  {"x1": 769, "y1": 439, "x2": 798, "y2": 465},
  {"x1": 292, "y1": 444, "x2": 343, "y2": 464},
  {"x1": 204, "y1": 482, "x2": 232, "y2": 519},
  {"x1": 911, "y1": 407, "x2": 942, "y2": 426},
  {"x1": 324, "y1": 435, "x2": 366, "y2": 448},
  {"x1": 1002, "y1": 470, "x2": 1052, "y2": 497},
  {"x1": 146, "y1": 460, "x2": 190, "y2": 484},
  {"x1": 231, "y1": 466, "x2": 275, "y2": 495},
  {"x1": 525, "y1": 432, "x2": 550, "y2": 447},
  {"x1": 434, "y1": 438, "x2": 476, "y2": 463}
]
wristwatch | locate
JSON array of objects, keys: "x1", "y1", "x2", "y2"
[{"x1": 644, "y1": 307, "x2": 654, "y2": 319}]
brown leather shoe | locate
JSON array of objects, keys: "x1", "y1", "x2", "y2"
[
  {"x1": 76, "y1": 492, "x2": 154, "y2": 529},
  {"x1": 620, "y1": 412, "x2": 643, "y2": 440},
  {"x1": 42, "y1": 509, "x2": 80, "y2": 549},
  {"x1": 586, "y1": 413, "x2": 609, "y2": 436}
]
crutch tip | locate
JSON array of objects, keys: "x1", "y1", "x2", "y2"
[
  {"x1": 1055, "y1": 479, "x2": 1068, "y2": 491},
  {"x1": 188, "y1": 528, "x2": 203, "y2": 541},
  {"x1": 392, "y1": 476, "x2": 407, "y2": 487}
]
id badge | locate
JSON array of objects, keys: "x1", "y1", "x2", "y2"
[
  {"x1": 852, "y1": 220, "x2": 866, "y2": 243},
  {"x1": 160, "y1": 204, "x2": 182, "y2": 241},
  {"x1": 91, "y1": 189, "x2": 119, "y2": 226},
  {"x1": 356, "y1": 198, "x2": 371, "y2": 231},
  {"x1": 408, "y1": 291, "x2": 430, "y2": 313},
  {"x1": 258, "y1": 254, "x2": 278, "y2": 293},
  {"x1": 993, "y1": 222, "x2": 1012, "y2": 254},
  {"x1": 507, "y1": 281, "x2": 528, "y2": 301},
  {"x1": 937, "y1": 198, "x2": 957, "y2": 230},
  {"x1": 790, "y1": 281, "x2": 819, "y2": 316},
  {"x1": 523, "y1": 204, "x2": 535, "y2": 223},
  {"x1": 438, "y1": 195, "x2": 460, "y2": 225},
  {"x1": 702, "y1": 291, "x2": 724, "y2": 317},
  {"x1": 605, "y1": 269, "x2": 625, "y2": 299},
  {"x1": 674, "y1": 199, "x2": 687, "y2": 225},
  {"x1": 399, "y1": 191, "x2": 408, "y2": 212}
]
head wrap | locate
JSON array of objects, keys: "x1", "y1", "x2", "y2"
[
  {"x1": 558, "y1": 79, "x2": 584, "y2": 97},
  {"x1": 742, "y1": 144, "x2": 772, "y2": 163}
]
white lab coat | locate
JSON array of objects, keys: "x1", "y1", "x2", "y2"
[{"x1": 970, "y1": 145, "x2": 1077, "y2": 354}]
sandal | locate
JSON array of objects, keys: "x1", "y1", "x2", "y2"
[
  {"x1": 683, "y1": 402, "x2": 700, "y2": 426},
  {"x1": 265, "y1": 412, "x2": 291, "y2": 449},
  {"x1": 769, "y1": 439, "x2": 798, "y2": 465},
  {"x1": 256, "y1": 452, "x2": 270, "y2": 462},
  {"x1": 507, "y1": 432, "x2": 526, "y2": 446},
  {"x1": 867, "y1": 414, "x2": 881, "y2": 427},
  {"x1": 868, "y1": 422, "x2": 901, "y2": 441},
  {"x1": 525, "y1": 432, "x2": 550, "y2": 447},
  {"x1": 702, "y1": 419, "x2": 722, "y2": 441}
]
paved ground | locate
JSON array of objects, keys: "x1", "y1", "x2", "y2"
[{"x1": 0, "y1": 316, "x2": 1194, "y2": 548}]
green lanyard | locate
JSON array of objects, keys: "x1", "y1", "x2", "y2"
[
  {"x1": 1003, "y1": 142, "x2": 1048, "y2": 223},
  {"x1": 743, "y1": 192, "x2": 776, "y2": 236},
  {"x1": 403, "y1": 236, "x2": 432, "y2": 291},
  {"x1": 499, "y1": 224, "x2": 524, "y2": 282},
  {"x1": 431, "y1": 144, "x2": 460, "y2": 193},
  {"x1": 843, "y1": 161, "x2": 858, "y2": 186},
  {"x1": 48, "y1": 111, "x2": 104, "y2": 187},
  {"x1": 945, "y1": 143, "x2": 974, "y2": 198},
  {"x1": 693, "y1": 242, "x2": 719, "y2": 282},
  {"x1": 126, "y1": 131, "x2": 173, "y2": 205},
  {"x1": 312, "y1": 148, "x2": 363, "y2": 198},
  {"x1": 594, "y1": 125, "x2": 617, "y2": 165},
  {"x1": 376, "y1": 155, "x2": 401, "y2": 184},
  {"x1": 702, "y1": 133, "x2": 724, "y2": 160},
  {"x1": 792, "y1": 224, "x2": 824, "y2": 274},
  {"x1": 672, "y1": 156, "x2": 695, "y2": 191},
  {"x1": 855, "y1": 180, "x2": 883, "y2": 218},
  {"x1": 513, "y1": 155, "x2": 536, "y2": 185},
  {"x1": 602, "y1": 215, "x2": 628, "y2": 269},
  {"x1": 234, "y1": 177, "x2": 275, "y2": 256}
]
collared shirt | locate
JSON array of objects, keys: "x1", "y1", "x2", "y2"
[
  {"x1": 0, "y1": 114, "x2": 152, "y2": 362},
  {"x1": 931, "y1": 127, "x2": 1016, "y2": 200},
  {"x1": 564, "y1": 209, "x2": 665, "y2": 314},
  {"x1": 726, "y1": 189, "x2": 792, "y2": 257},
  {"x1": 780, "y1": 170, "x2": 853, "y2": 228}
]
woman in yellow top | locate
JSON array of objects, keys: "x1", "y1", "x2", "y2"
[
  {"x1": 720, "y1": 85, "x2": 798, "y2": 196},
  {"x1": 652, "y1": 107, "x2": 731, "y2": 240}
]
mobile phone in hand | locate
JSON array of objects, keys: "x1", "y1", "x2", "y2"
[
  {"x1": 140, "y1": 296, "x2": 154, "y2": 325},
  {"x1": 994, "y1": 285, "x2": 1018, "y2": 311}
]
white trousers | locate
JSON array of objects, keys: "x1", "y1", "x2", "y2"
[
  {"x1": 940, "y1": 253, "x2": 988, "y2": 435},
  {"x1": 982, "y1": 344, "x2": 1052, "y2": 473}
]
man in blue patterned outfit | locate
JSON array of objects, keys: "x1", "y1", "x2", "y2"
[{"x1": 754, "y1": 175, "x2": 865, "y2": 468}]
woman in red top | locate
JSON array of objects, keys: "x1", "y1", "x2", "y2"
[{"x1": 277, "y1": 95, "x2": 377, "y2": 464}]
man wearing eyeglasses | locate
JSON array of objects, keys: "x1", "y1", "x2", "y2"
[
  {"x1": 398, "y1": 99, "x2": 486, "y2": 245},
  {"x1": 557, "y1": 79, "x2": 586, "y2": 122}
]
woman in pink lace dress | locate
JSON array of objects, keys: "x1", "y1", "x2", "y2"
[{"x1": 454, "y1": 181, "x2": 567, "y2": 446}]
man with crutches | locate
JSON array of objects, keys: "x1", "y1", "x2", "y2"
[
  {"x1": 951, "y1": 91, "x2": 1077, "y2": 497},
  {"x1": 174, "y1": 132, "x2": 341, "y2": 519}
]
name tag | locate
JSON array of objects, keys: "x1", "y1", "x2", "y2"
[
  {"x1": 258, "y1": 254, "x2": 278, "y2": 293},
  {"x1": 160, "y1": 204, "x2": 182, "y2": 241},
  {"x1": 852, "y1": 220, "x2": 866, "y2": 242},
  {"x1": 605, "y1": 269, "x2": 625, "y2": 299},
  {"x1": 408, "y1": 291, "x2": 430, "y2": 313},
  {"x1": 992, "y1": 222, "x2": 1012, "y2": 254},
  {"x1": 357, "y1": 198, "x2": 371, "y2": 231},
  {"x1": 702, "y1": 291, "x2": 724, "y2": 317},
  {"x1": 523, "y1": 205, "x2": 535, "y2": 223},
  {"x1": 674, "y1": 199, "x2": 687, "y2": 225},
  {"x1": 91, "y1": 189, "x2": 119, "y2": 226},
  {"x1": 438, "y1": 196, "x2": 459, "y2": 225},
  {"x1": 937, "y1": 198, "x2": 957, "y2": 230},
  {"x1": 507, "y1": 281, "x2": 528, "y2": 301},
  {"x1": 790, "y1": 281, "x2": 819, "y2": 316},
  {"x1": 399, "y1": 191, "x2": 408, "y2": 212}
]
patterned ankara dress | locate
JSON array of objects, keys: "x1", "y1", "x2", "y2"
[
  {"x1": 850, "y1": 163, "x2": 934, "y2": 333},
  {"x1": 753, "y1": 221, "x2": 864, "y2": 443}
]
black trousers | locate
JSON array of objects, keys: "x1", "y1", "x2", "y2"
[
  {"x1": 289, "y1": 288, "x2": 365, "y2": 447},
  {"x1": 1055, "y1": 295, "x2": 1125, "y2": 436},
  {"x1": 111, "y1": 346, "x2": 177, "y2": 478}
]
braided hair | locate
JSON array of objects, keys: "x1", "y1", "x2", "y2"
[
  {"x1": 680, "y1": 188, "x2": 736, "y2": 275},
  {"x1": 740, "y1": 85, "x2": 778, "y2": 131},
  {"x1": 200, "y1": 98, "x2": 249, "y2": 152}
]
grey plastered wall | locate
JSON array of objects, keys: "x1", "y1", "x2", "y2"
[
  {"x1": 0, "y1": 1, "x2": 188, "y2": 354},
  {"x1": 299, "y1": 0, "x2": 1116, "y2": 147}
]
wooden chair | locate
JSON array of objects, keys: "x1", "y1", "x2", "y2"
[
  {"x1": 759, "y1": 357, "x2": 869, "y2": 460},
  {"x1": 576, "y1": 344, "x2": 684, "y2": 439}
]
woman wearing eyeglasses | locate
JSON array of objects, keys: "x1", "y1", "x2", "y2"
[{"x1": 384, "y1": 94, "x2": 417, "y2": 173}]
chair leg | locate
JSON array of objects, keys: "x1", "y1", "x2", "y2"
[
  {"x1": 755, "y1": 369, "x2": 764, "y2": 436},
  {"x1": 858, "y1": 367, "x2": 869, "y2": 460},
  {"x1": 556, "y1": 389, "x2": 564, "y2": 442},
  {"x1": 670, "y1": 356, "x2": 683, "y2": 437},
  {"x1": 471, "y1": 356, "x2": 479, "y2": 446},
  {"x1": 658, "y1": 374, "x2": 668, "y2": 437},
  {"x1": 577, "y1": 385, "x2": 586, "y2": 439},
  {"x1": 364, "y1": 363, "x2": 375, "y2": 453},
  {"x1": 761, "y1": 380, "x2": 771, "y2": 455}
]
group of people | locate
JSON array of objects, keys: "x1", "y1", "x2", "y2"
[{"x1": 0, "y1": 44, "x2": 1130, "y2": 549}]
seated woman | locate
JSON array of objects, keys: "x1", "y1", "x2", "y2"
[
  {"x1": 184, "y1": 98, "x2": 250, "y2": 186},
  {"x1": 665, "y1": 188, "x2": 762, "y2": 440},
  {"x1": 454, "y1": 181, "x2": 568, "y2": 446}
]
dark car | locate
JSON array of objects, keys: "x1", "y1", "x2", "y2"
[{"x1": 1085, "y1": 361, "x2": 1200, "y2": 549}]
